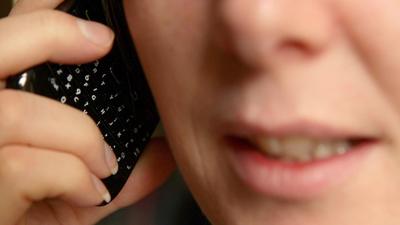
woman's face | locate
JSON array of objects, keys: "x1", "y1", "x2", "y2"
[{"x1": 124, "y1": 0, "x2": 400, "y2": 224}]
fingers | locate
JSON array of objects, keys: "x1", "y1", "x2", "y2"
[
  {"x1": 0, "y1": 90, "x2": 117, "y2": 179},
  {"x1": 0, "y1": 145, "x2": 110, "y2": 225},
  {"x1": 0, "y1": 9, "x2": 114, "y2": 78},
  {"x1": 76, "y1": 138, "x2": 177, "y2": 225},
  {"x1": 0, "y1": 0, "x2": 116, "y2": 177},
  {"x1": 10, "y1": 0, "x2": 64, "y2": 16}
]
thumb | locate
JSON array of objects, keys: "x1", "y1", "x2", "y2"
[{"x1": 76, "y1": 138, "x2": 176, "y2": 225}]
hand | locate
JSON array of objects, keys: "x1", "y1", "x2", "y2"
[{"x1": 0, "y1": 1, "x2": 176, "y2": 224}]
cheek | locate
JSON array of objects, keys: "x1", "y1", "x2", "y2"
[
  {"x1": 123, "y1": 0, "x2": 215, "y2": 170},
  {"x1": 124, "y1": 1, "x2": 204, "y2": 121},
  {"x1": 124, "y1": 0, "x2": 400, "y2": 224},
  {"x1": 334, "y1": 0, "x2": 400, "y2": 112}
]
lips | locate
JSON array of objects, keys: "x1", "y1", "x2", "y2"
[{"x1": 222, "y1": 121, "x2": 379, "y2": 199}]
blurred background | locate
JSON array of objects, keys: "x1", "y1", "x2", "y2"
[
  {"x1": 0, "y1": 0, "x2": 12, "y2": 17},
  {"x1": 97, "y1": 172, "x2": 209, "y2": 225},
  {"x1": 0, "y1": 1, "x2": 209, "y2": 224}
]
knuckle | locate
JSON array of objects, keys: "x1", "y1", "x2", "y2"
[
  {"x1": 33, "y1": 10, "x2": 72, "y2": 44},
  {"x1": 71, "y1": 116, "x2": 108, "y2": 177},
  {"x1": 88, "y1": 124, "x2": 104, "y2": 148},
  {"x1": 0, "y1": 146, "x2": 30, "y2": 179},
  {"x1": 80, "y1": 117, "x2": 104, "y2": 155},
  {"x1": 0, "y1": 90, "x2": 27, "y2": 133},
  {"x1": 62, "y1": 156, "x2": 89, "y2": 190}
]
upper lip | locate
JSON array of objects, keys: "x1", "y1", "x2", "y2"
[{"x1": 219, "y1": 118, "x2": 379, "y2": 141}]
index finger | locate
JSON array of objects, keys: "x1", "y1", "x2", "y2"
[{"x1": 0, "y1": 9, "x2": 114, "y2": 79}]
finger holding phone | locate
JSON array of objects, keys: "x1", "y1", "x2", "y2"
[{"x1": 0, "y1": 1, "x2": 175, "y2": 224}]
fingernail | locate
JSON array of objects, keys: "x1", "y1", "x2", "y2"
[
  {"x1": 77, "y1": 19, "x2": 114, "y2": 47},
  {"x1": 104, "y1": 142, "x2": 118, "y2": 175},
  {"x1": 91, "y1": 174, "x2": 111, "y2": 203}
]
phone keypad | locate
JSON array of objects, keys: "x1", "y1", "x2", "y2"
[
  {"x1": 48, "y1": 59, "x2": 155, "y2": 174},
  {"x1": 6, "y1": 0, "x2": 159, "y2": 202}
]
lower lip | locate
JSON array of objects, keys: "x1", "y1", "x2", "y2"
[{"x1": 225, "y1": 137, "x2": 377, "y2": 199}]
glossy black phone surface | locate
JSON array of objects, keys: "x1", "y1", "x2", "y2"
[{"x1": 6, "y1": 0, "x2": 159, "y2": 203}]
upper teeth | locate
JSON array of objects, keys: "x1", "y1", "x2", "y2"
[{"x1": 251, "y1": 136, "x2": 352, "y2": 162}]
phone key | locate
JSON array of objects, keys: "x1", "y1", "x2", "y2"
[
  {"x1": 126, "y1": 165, "x2": 132, "y2": 170},
  {"x1": 98, "y1": 74, "x2": 119, "y2": 95},
  {"x1": 93, "y1": 93, "x2": 122, "y2": 115},
  {"x1": 105, "y1": 93, "x2": 123, "y2": 108},
  {"x1": 107, "y1": 117, "x2": 119, "y2": 127},
  {"x1": 95, "y1": 105, "x2": 115, "y2": 124},
  {"x1": 48, "y1": 77, "x2": 62, "y2": 94},
  {"x1": 88, "y1": 93, "x2": 101, "y2": 106},
  {"x1": 107, "y1": 109, "x2": 125, "y2": 129},
  {"x1": 64, "y1": 82, "x2": 73, "y2": 91},
  {"x1": 71, "y1": 94, "x2": 89, "y2": 109},
  {"x1": 65, "y1": 66, "x2": 84, "y2": 84},
  {"x1": 81, "y1": 100, "x2": 90, "y2": 110},
  {"x1": 60, "y1": 96, "x2": 68, "y2": 104},
  {"x1": 73, "y1": 63, "x2": 93, "y2": 84},
  {"x1": 109, "y1": 120, "x2": 127, "y2": 138},
  {"x1": 54, "y1": 67, "x2": 64, "y2": 76},
  {"x1": 73, "y1": 99, "x2": 98, "y2": 118},
  {"x1": 116, "y1": 104, "x2": 125, "y2": 113},
  {"x1": 117, "y1": 128, "x2": 130, "y2": 143},
  {"x1": 51, "y1": 65, "x2": 67, "y2": 80},
  {"x1": 111, "y1": 95, "x2": 132, "y2": 113},
  {"x1": 81, "y1": 59, "x2": 107, "y2": 82},
  {"x1": 97, "y1": 120, "x2": 122, "y2": 150}
]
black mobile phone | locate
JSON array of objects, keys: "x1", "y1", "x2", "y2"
[{"x1": 6, "y1": 0, "x2": 159, "y2": 204}]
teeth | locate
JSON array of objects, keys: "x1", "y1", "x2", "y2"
[
  {"x1": 257, "y1": 138, "x2": 282, "y2": 156},
  {"x1": 313, "y1": 142, "x2": 334, "y2": 160},
  {"x1": 334, "y1": 141, "x2": 351, "y2": 155},
  {"x1": 282, "y1": 136, "x2": 315, "y2": 162},
  {"x1": 251, "y1": 136, "x2": 352, "y2": 162}
]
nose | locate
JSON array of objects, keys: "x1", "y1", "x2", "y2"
[{"x1": 216, "y1": 0, "x2": 338, "y2": 69}]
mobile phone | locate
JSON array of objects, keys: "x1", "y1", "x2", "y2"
[{"x1": 6, "y1": 0, "x2": 159, "y2": 204}]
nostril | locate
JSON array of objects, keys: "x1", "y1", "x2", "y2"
[
  {"x1": 281, "y1": 40, "x2": 310, "y2": 52},
  {"x1": 277, "y1": 40, "x2": 316, "y2": 58}
]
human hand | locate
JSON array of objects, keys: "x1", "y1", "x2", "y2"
[{"x1": 0, "y1": 1, "x2": 176, "y2": 224}]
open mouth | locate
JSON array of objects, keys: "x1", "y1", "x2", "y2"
[
  {"x1": 224, "y1": 130, "x2": 379, "y2": 199},
  {"x1": 237, "y1": 136, "x2": 373, "y2": 163}
]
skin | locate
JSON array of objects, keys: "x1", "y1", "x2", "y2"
[
  {"x1": 123, "y1": 0, "x2": 400, "y2": 225},
  {"x1": 3, "y1": 0, "x2": 400, "y2": 224}
]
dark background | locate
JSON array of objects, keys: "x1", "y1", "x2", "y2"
[{"x1": 0, "y1": 0, "x2": 12, "y2": 17}]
